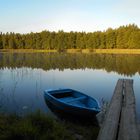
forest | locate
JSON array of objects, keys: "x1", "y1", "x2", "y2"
[{"x1": 0, "y1": 24, "x2": 140, "y2": 50}]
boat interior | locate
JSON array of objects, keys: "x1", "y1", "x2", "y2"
[{"x1": 51, "y1": 91, "x2": 99, "y2": 109}]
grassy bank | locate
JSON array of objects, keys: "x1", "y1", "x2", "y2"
[
  {"x1": 93, "y1": 49, "x2": 140, "y2": 54},
  {"x1": 67, "y1": 49, "x2": 140, "y2": 54},
  {"x1": 1, "y1": 49, "x2": 140, "y2": 54},
  {"x1": 0, "y1": 49, "x2": 57, "y2": 53},
  {"x1": 0, "y1": 111, "x2": 99, "y2": 140}
]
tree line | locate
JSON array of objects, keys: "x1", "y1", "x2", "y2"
[{"x1": 0, "y1": 24, "x2": 140, "y2": 50}]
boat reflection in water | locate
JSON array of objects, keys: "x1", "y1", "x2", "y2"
[{"x1": 44, "y1": 89, "x2": 100, "y2": 125}]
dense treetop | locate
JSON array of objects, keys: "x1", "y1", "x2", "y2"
[{"x1": 0, "y1": 24, "x2": 140, "y2": 50}]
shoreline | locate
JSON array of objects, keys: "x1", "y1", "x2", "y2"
[{"x1": 1, "y1": 49, "x2": 140, "y2": 54}]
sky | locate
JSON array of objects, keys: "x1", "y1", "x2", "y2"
[{"x1": 0, "y1": 0, "x2": 140, "y2": 33}]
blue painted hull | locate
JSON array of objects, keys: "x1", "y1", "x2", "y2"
[{"x1": 44, "y1": 89, "x2": 100, "y2": 118}]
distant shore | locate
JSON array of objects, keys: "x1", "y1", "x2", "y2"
[{"x1": 1, "y1": 49, "x2": 140, "y2": 54}]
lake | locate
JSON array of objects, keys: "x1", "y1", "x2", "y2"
[{"x1": 0, "y1": 52, "x2": 140, "y2": 119}]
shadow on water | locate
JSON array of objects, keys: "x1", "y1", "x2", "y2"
[{"x1": 44, "y1": 98, "x2": 99, "y2": 126}]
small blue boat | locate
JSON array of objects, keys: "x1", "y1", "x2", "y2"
[{"x1": 44, "y1": 89, "x2": 100, "y2": 118}]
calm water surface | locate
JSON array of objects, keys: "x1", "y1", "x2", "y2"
[{"x1": 0, "y1": 52, "x2": 140, "y2": 119}]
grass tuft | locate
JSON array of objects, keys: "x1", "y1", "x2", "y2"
[{"x1": 0, "y1": 111, "x2": 99, "y2": 140}]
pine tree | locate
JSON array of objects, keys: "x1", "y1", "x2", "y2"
[
  {"x1": 0, "y1": 24, "x2": 140, "y2": 50},
  {"x1": 0, "y1": 32, "x2": 3, "y2": 49}
]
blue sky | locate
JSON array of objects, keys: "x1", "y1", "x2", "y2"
[{"x1": 0, "y1": 0, "x2": 140, "y2": 33}]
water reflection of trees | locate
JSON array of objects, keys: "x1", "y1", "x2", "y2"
[{"x1": 0, "y1": 52, "x2": 140, "y2": 76}]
